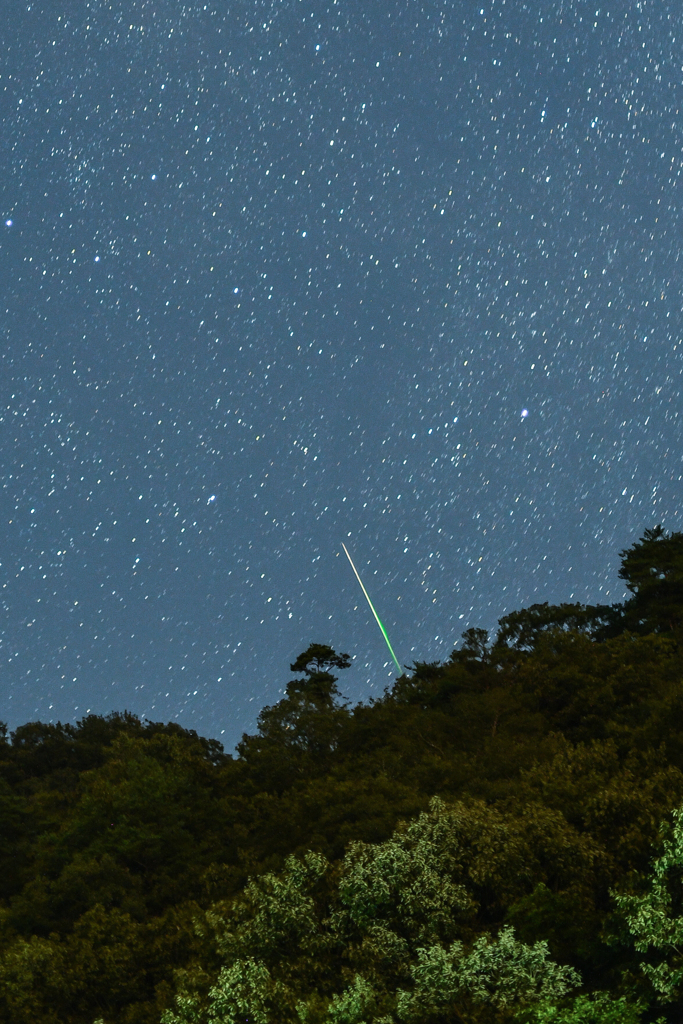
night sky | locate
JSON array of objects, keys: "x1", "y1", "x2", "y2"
[{"x1": 1, "y1": 0, "x2": 681, "y2": 749}]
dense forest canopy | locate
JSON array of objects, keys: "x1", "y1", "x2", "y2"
[{"x1": 1, "y1": 526, "x2": 683, "y2": 1023}]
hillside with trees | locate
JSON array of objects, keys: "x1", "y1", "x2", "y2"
[{"x1": 1, "y1": 526, "x2": 683, "y2": 1023}]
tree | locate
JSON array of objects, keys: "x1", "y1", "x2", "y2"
[
  {"x1": 238, "y1": 645, "x2": 352, "y2": 761},
  {"x1": 289, "y1": 645, "x2": 352, "y2": 678},
  {"x1": 612, "y1": 803, "x2": 683, "y2": 1002},
  {"x1": 395, "y1": 928, "x2": 578, "y2": 1022},
  {"x1": 0, "y1": 721, "x2": 231, "y2": 1024},
  {"x1": 452, "y1": 628, "x2": 490, "y2": 662},
  {"x1": 519, "y1": 992, "x2": 649, "y2": 1024},
  {"x1": 4, "y1": 522, "x2": 683, "y2": 1024},
  {"x1": 163, "y1": 798, "x2": 584, "y2": 1024},
  {"x1": 494, "y1": 604, "x2": 618, "y2": 651},
  {"x1": 618, "y1": 525, "x2": 683, "y2": 635}
]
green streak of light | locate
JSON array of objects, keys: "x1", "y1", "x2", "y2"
[{"x1": 342, "y1": 542, "x2": 403, "y2": 676}]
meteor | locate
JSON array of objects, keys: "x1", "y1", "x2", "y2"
[{"x1": 341, "y1": 542, "x2": 403, "y2": 676}]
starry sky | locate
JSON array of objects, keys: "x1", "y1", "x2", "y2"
[{"x1": 1, "y1": 0, "x2": 681, "y2": 748}]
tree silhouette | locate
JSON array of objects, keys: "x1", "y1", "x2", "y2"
[
  {"x1": 241, "y1": 644, "x2": 352, "y2": 760},
  {"x1": 618, "y1": 525, "x2": 683, "y2": 635}
]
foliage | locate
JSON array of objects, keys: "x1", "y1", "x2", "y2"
[
  {"x1": 395, "y1": 927, "x2": 579, "y2": 1020},
  {"x1": 163, "y1": 800, "x2": 584, "y2": 1024},
  {"x1": 494, "y1": 603, "x2": 617, "y2": 651},
  {"x1": 0, "y1": 525, "x2": 683, "y2": 1021},
  {"x1": 617, "y1": 525, "x2": 683, "y2": 635},
  {"x1": 518, "y1": 992, "x2": 650, "y2": 1024},
  {"x1": 612, "y1": 805, "x2": 683, "y2": 1001},
  {"x1": 236, "y1": 643, "x2": 352, "y2": 770}
]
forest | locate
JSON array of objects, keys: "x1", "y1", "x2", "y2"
[{"x1": 1, "y1": 525, "x2": 683, "y2": 1024}]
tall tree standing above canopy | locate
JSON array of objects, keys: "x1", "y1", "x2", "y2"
[
  {"x1": 238, "y1": 645, "x2": 352, "y2": 764},
  {"x1": 618, "y1": 526, "x2": 683, "y2": 635},
  {"x1": 487, "y1": 526, "x2": 683, "y2": 648},
  {"x1": 289, "y1": 644, "x2": 352, "y2": 686}
]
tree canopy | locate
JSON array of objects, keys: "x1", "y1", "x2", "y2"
[{"x1": 0, "y1": 526, "x2": 682, "y2": 1023}]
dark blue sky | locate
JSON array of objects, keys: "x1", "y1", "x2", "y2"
[{"x1": 1, "y1": 0, "x2": 681, "y2": 749}]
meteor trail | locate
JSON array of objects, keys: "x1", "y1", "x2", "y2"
[{"x1": 341, "y1": 542, "x2": 403, "y2": 676}]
